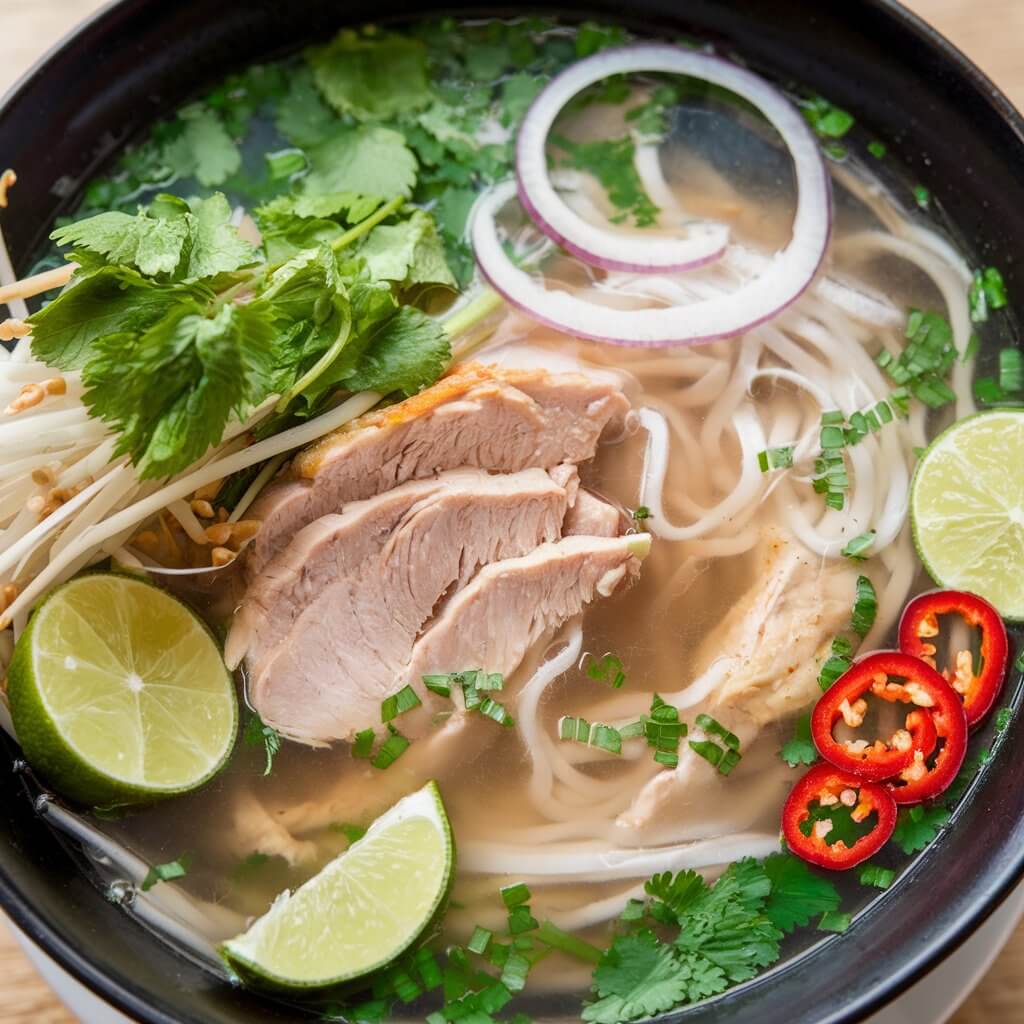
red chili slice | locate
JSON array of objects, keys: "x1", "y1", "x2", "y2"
[
  {"x1": 782, "y1": 763, "x2": 897, "y2": 870},
  {"x1": 811, "y1": 651, "x2": 941, "y2": 781},
  {"x1": 898, "y1": 589, "x2": 1009, "y2": 727}
]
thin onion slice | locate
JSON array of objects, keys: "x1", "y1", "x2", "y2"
[
  {"x1": 478, "y1": 48, "x2": 831, "y2": 347},
  {"x1": 517, "y1": 46, "x2": 733, "y2": 273}
]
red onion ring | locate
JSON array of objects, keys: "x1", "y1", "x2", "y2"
[{"x1": 476, "y1": 46, "x2": 832, "y2": 347}]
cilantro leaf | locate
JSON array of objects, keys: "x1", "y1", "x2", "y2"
[
  {"x1": 141, "y1": 853, "x2": 190, "y2": 891},
  {"x1": 308, "y1": 30, "x2": 432, "y2": 121},
  {"x1": 644, "y1": 870, "x2": 706, "y2": 919},
  {"x1": 304, "y1": 125, "x2": 418, "y2": 200},
  {"x1": 500, "y1": 73, "x2": 545, "y2": 127},
  {"x1": 359, "y1": 210, "x2": 456, "y2": 290},
  {"x1": 762, "y1": 853, "x2": 840, "y2": 934},
  {"x1": 83, "y1": 301, "x2": 279, "y2": 478},
  {"x1": 162, "y1": 106, "x2": 241, "y2": 187},
  {"x1": 274, "y1": 67, "x2": 337, "y2": 149},
  {"x1": 51, "y1": 193, "x2": 257, "y2": 283},
  {"x1": 340, "y1": 305, "x2": 450, "y2": 398},
  {"x1": 551, "y1": 134, "x2": 660, "y2": 227},
  {"x1": 52, "y1": 211, "x2": 190, "y2": 278},
  {"x1": 28, "y1": 266, "x2": 189, "y2": 370},
  {"x1": 584, "y1": 932, "x2": 695, "y2": 1023},
  {"x1": 891, "y1": 804, "x2": 951, "y2": 855},
  {"x1": 182, "y1": 194, "x2": 261, "y2": 281},
  {"x1": 780, "y1": 712, "x2": 818, "y2": 767}
]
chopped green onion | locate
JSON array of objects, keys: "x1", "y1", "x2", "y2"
[
  {"x1": 801, "y1": 96, "x2": 854, "y2": 139},
  {"x1": 841, "y1": 530, "x2": 876, "y2": 560},
  {"x1": 371, "y1": 725, "x2": 410, "y2": 770},
  {"x1": 689, "y1": 739, "x2": 722, "y2": 768},
  {"x1": 1016, "y1": 649, "x2": 1024, "y2": 673},
  {"x1": 913, "y1": 184, "x2": 930, "y2": 208},
  {"x1": 719, "y1": 748, "x2": 742, "y2": 776},
  {"x1": 499, "y1": 951, "x2": 531, "y2": 993},
  {"x1": 974, "y1": 377, "x2": 1008, "y2": 404},
  {"x1": 265, "y1": 147, "x2": 306, "y2": 180},
  {"x1": 694, "y1": 713, "x2": 740, "y2": 751},
  {"x1": 479, "y1": 697, "x2": 514, "y2": 727},
  {"x1": 820, "y1": 428, "x2": 845, "y2": 450},
  {"x1": 422, "y1": 674, "x2": 453, "y2": 698},
  {"x1": 818, "y1": 910, "x2": 853, "y2": 933},
  {"x1": 412, "y1": 947, "x2": 443, "y2": 990},
  {"x1": 654, "y1": 750, "x2": 679, "y2": 768},
  {"x1": 619, "y1": 719, "x2": 646, "y2": 739},
  {"x1": 389, "y1": 964, "x2": 421, "y2": 1003},
  {"x1": 560, "y1": 716, "x2": 590, "y2": 742},
  {"x1": 501, "y1": 883, "x2": 532, "y2": 909},
  {"x1": 757, "y1": 446, "x2": 795, "y2": 472},
  {"x1": 476, "y1": 672, "x2": 504, "y2": 691},
  {"x1": 971, "y1": 266, "x2": 1008, "y2": 323},
  {"x1": 535, "y1": 920, "x2": 602, "y2": 964},
  {"x1": 381, "y1": 684, "x2": 422, "y2": 722},
  {"x1": 559, "y1": 715, "x2": 621, "y2": 752},
  {"x1": 867, "y1": 140, "x2": 887, "y2": 159},
  {"x1": 1000, "y1": 348, "x2": 1023, "y2": 393},
  {"x1": 467, "y1": 926, "x2": 493, "y2": 955},
  {"x1": 507, "y1": 905, "x2": 539, "y2": 935},
  {"x1": 963, "y1": 333, "x2": 981, "y2": 362},
  {"x1": 852, "y1": 575, "x2": 878, "y2": 637},
  {"x1": 632, "y1": 505, "x2": 651, "y2": 521},
  {"x1": 821, "y1": 409, "x2": 846, "y2": 425},
  {"x1": 142, "y1": 853, "x2": 190, "y2": 892},
  {"x1": 875, "y1": 400, "x2": 894, "y2": 424},
  {"x1": 591, "y1": 724, "x2": 622, "y2": 754},
  {"x1": 352, "y1": 728, "x2": 375, "y2": 759},
  {"x1": 586, "y1": 653, "x2": 626, "y2": 688},
  {"x1": 858, "y1": 863, "x2": 896, "y2": 889}
]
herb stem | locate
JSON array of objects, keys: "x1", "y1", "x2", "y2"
[
  {"x1": 330, "y1": 195, "x2": 405, "y2": 253},
  {"x1": 275, "y1": 322, "x2": 354, "y2": 413},
  {"x1": 444, "y1": 288, "x2": 506, "y2": 359}
]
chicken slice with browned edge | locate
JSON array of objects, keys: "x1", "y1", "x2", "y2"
[{"x1": 245, "y1": 364, "x2": 631, "y2": 577}]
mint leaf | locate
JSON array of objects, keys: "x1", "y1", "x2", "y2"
[
  {"x1": 780, "y1": 712, "x2": 818, "y2": 767},
  {"x1": 305, "y1": 125, "x2": 418, "y2": 200},
  {"x1": 28, "y1": 267, "x2": 189, "y2": 370},
  {"x1": 162, "y1": 106, "x2": 241, "y2": 187},
  {"x1": 52, "y1": 211, "x2": 190, "y2": 278},
  {"x1": 762, "y1": 853, "x2": 840, "y2": 934},
  {"x1": 274, "y1": 67, "x2": 336, "y2": 149},
  {"x1": 359, "y1": 210, "x2": 456, "y2": 290},
  {"x1": 308, "y1": 30, "x2": 432, "y2": 121},
  {"x1": 83, "y1": 301, "x2": 279, "y2": 478},
  {"x1": 183, "y1": 194, "x2": 260, "y2": 281},
  {"x1": 585, "y1": 933, "x2": 693, "y2": 1023},
  {"x1": 340, "y1": 305, "x2": 449, "y2": 398}
]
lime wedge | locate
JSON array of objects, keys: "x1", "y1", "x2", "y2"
[
  {"x1": 220, "y1": 782, "x2": 453, "y2": 990},
  {"x1": 910, "y1": 409, "x2": 1024, "y2": 620},
  {"x1": 7, "y1": 573, "x2": 237, "y2": 805}
]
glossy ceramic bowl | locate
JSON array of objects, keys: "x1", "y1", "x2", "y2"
[{"x1": 1, "y1": 2, "x2": 1023, "y2": 1022}]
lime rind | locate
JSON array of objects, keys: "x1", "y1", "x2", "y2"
[
  {"x1": 220, "y1": 782, "x2": 453, "y2": 991},
  {"x1": 7, "y1": 573, "x2": 237, "y2": 805},
  {"x1": 910, "y1": 408, "x2": 1024, "y2": 621}
]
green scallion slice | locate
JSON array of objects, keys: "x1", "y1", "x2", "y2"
[{"x1": 381, "y1": 684, "x2": 422, "y2": 723}]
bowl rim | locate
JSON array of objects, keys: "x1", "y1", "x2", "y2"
[{"x1": 1, "y1": 1, "x2": 1023, "y2": 1022}]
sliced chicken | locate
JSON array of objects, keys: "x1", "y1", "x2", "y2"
[
  {"x1": 697, "y1": 527, "x2": 862, "y2": 723},
  {"x1": 246, "y1": 364, "x2": 632, "y2": 577},
  {"x1": 253, "y1": 534, "x2": 650, "y2": 745},
  {"x1": 612, "y1": 527, "x2": 861, "y2": 840},
  {"x1": 226, "y1": 467, "x2": 573, "y2": 672}
]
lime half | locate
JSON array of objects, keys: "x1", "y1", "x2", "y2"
[
  {"x1": 220, "y1": 782, "x2": 453, "y2": 990},
  {"x1": 8, "y1": 573, "x2": 237, "y2": 805},
  {"x1": 910, "y1": 409, "x2": 1024, "y2": 620}
]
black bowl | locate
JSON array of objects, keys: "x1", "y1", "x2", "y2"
[{"x1": 2, "y1": 2, "x2": 1023, "y2": 1022}]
